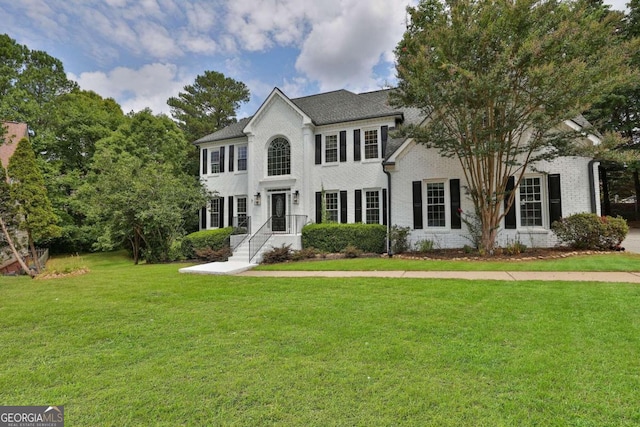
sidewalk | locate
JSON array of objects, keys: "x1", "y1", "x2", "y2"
[{"x1": 239, "y1": 270, "x2": 640, "y2": 283}]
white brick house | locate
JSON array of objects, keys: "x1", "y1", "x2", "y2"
[{"x1": 194, "y1": 88, "x2": 600, "y2": 260}]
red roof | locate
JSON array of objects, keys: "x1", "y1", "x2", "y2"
[{"x1": 1, "y1": 121, "x2": 28, "y2": 168}]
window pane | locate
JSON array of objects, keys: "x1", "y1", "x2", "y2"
[
  {"x1": 520, "y1": 177, "x2": 542, "y2": 226},
  {"x1": 365, "y1": 190, "x2": 379, "y2": 224},
  {"x1": 325, "y1": 192, "x2": 338, "y2": 222},
  {"x1": 268, "y1": 138, "x2": 291, "y2": 176},
  {"x1": 325, "y1": 135, "x2": 338, "y2": 163},
  {"x1": 238, "y1": 146, "x2": 247, "y2": 171},
  {"x1": 237, "y1": 197, "x2": 248, "y2": 228},
  {"x1": 426, "y1": 182, "x2": 446, "y2": 227},
  {"x1": 210, "y1": 198, "x2": 220, "y2": 228},
  {"x1": 210, "y1": 150, "x2": 220, "y2": 174},
  {"x1": 364, "y1": 130, "x2": 378, "y2": 159}
]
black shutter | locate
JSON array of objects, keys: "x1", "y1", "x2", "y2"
[
  {"x1": 315, "y1": 192, "x2": 322, "y2": 223},
  {"x1": 548, "y1": 174, "x2": 562, "y2": 224},
  {"x1": 339, "y1": 131, "x2": 347, "y2": 162},
  {"x1": 202, "y1": 148, "x2": 208, "y2": 175},
  {"x1": 353, "y1": 129, "x2": 361, "y2": 161},
  {"x1": 450, "y1": 179, "x2": 462, "y2": 229},
  {"x1": 382, "y1": 188, "x2": 388, "y2": 226},
  {"x1": 200, "y1": 207, "x2": 207, "y2": 230},
  {"x1": 219, "y1": 197, "x2": 225, "y2": 228},
  {"x1": 228, "y1": 196, "x2": 234, "y2": 228},
  {"x1": 412, "y1": 181, "x2": 423, "y2": 229},
  {"x1": 229, "y1": 145, "x2": 234, "y2": 172},
  {"x1": 340, "y1": 191, "x2": 347, "y2": 223},
  {"x1": 219, "y1": 146, "x2": 225, "y2": 173},
  {"x1": 315, "y1": 134, "x2": 322, "y2": 164},
  {"x1": 355, "y1": 190, "x2": 362, "y2": 222},
  {"x1": 381, "y1": 125, "x2": 388, "y2": 157},
  {"x1": 504, "y1": 176, "x2": 517, "y2": 229}
]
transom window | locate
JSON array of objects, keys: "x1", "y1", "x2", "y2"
[
  {"x1": 520, "y1": 177, "x2": 543, "y2": 226},
  {"x1": 365, "y1": 190, "x2": 380, "y2": 224},
  {"x1": 364, "y1": 129, "x2": 378, "y2": 159},
  {"x1": 325, "y1": 135, "x2": 338, "y2": 163},
  {"x1": 210, "y1": 198, "x2": 221, "y2": 228},
  {"x1": 325, "y1": 192, "x2": 339, "y2": 222},
  {"x1": 426, "y1": 182, "x2": 446, "y2": 227},
  {"x1": 267, "y1": 137, "x2": 291, "y2": 176},
  {"x1": 238, "y1": 146, "x2": 247, "y2": 171},
  {"x1": 210, "y1": 149, "x2": 220, "y2": 174}
]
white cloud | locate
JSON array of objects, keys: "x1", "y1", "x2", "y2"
[{"x1": 68, "y1": 63, "x2": 191, "y2": 115}]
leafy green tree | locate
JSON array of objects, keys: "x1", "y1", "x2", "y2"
[
  {"x1": 7, "y1": 137, "x2": 61, "y2": 272},
  {"x1": 167, "y1": 70, "x2": 250, "y2": 144},
  {"x1": 0, "y1": 162, "x2": 32, "y2": 276},
  {"x1": 84, "y1": 110, "x2": 209, "y2": 264},
  {"x1": 393, "y1": 0, "x2": 639, "y2": 253}
]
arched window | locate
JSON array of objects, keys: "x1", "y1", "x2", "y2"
[{"x1": 267, "y1": 137, "x2": 290, "y2": 176}]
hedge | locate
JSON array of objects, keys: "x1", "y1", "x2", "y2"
[
  {"x1": 181, "y1": 227, "x2": 233, "y2": 259},
  {"x1": 551, "y1": 213, "x2": 628, "y2": 250},
  {"x1": 301, "y1": 223, "x2": 387, "y2": 253}
]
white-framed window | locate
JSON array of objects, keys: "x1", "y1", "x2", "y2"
[
  {"x1": 325, "y1": 135, "x2": 338, "y2": 163},
  {"x1": 237, "y1": 196, "x2": 248, "y2": 228},
  {"x1": 210, "y1": 198, "x2": 221, "y2": 228},
  {"x1": 325, "y1": 192, "x2": 339, "y2": 222},
  {"x1": 365, "y1": 190, "x2": 380, "y2": 224},
  {"x1": 426, "y1": 182, "x2": 446, "y2": 227},
  {"x1": 237, "y1": 145, "x2": 247, "y2": 171},
  {"x1": 364, "y1": 129, "x2": 379, "y2": 159},
  {"x1": 519, "y1": 176, "x2": 543, "y2": 227},
  {"x1": 268, "y1": 137, "x2": 291, "y2": 176},
  {"x1": 210, "y1": 149, "x2": 220, "y2": 174}
]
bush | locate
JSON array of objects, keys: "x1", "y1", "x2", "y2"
[
  {"x1": 301, "y1": 223, "x2": 386, "y2": 253},
  {"x1": 552, "y1": 213, "x2": 628, "y2": 250},
  {"x1": 389, "y1": 225, "x2": 411, "y2": 254},
  {"x1": 182, "y1": 228, "x2": 233, "y2": 259},
  {"x1": 194, "y1": 246, "x2": 232, "y2": 262},
  {"x1": 415, "y1": 239, "x2": 435, "y2": 253},
  {"x1": 261, "y1": 244, "x2": 292, "y2": 264},
  {"x1": 291, "y1": 247, "x2": 318, "y2": 261},
  {"x1": 341, "y1": 244, "x2": 362, "y2": 258}
]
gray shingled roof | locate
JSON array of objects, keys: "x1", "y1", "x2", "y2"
[{"x1": 193, "y1": 116, "x2": 253, "y2": 144}]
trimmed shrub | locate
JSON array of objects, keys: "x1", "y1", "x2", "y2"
[
  {"x1": 341, "y1": 244, "x2": 362, "y2": 258},
  {"x1": 261, "y1": 244, "x2": 292, "y2": 264},
  {"x1": 291, "y1": 247, "x2": 318, "y2": 261},
  {"x1": 181, "y1": 228, "x2": 233, "y2": 259},
  {"x1": 301, "y1": 223, "x2": 387, "y2": 253},
  {"x1": 194, "y1": 246, "x2": 233, "y2": 262},
  {"x1": 552, "y1": 213, "x2": 628, "y2": 250}
]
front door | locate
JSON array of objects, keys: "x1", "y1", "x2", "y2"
[{"x1": 271, "y1": 193, "x2": 286, "y2": 232}]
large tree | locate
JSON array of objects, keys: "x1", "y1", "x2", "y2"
[
  {"x1": 393, "y1": 0, "x2": 639, "y2": 253},
  {"x1": 7, "y1": 137, "x2": 61, "y2": 272},
  {"x1": 0, "y1": 162, "x2": 31, "y2": 276},
  {"x1": 167, "y1": 70, "x2": 250, "y2": 144},
  {"x1": 83, "y1": 110, "x2": 209, "y2": 264}
]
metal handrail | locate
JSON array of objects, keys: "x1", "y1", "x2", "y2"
[{"x1": 247, "y1": 215, "x2": 308, "y2": 263}]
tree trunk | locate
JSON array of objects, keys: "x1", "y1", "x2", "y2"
[
  {"x1": 0, "y1": 216, "x2": 34, "y2": 277},
  {"x1": 28, "y1": 233, "x2": 42, "y2": 273}
]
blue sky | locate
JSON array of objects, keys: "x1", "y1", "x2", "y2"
[{"x1": 1, "y1": 0, "x2": 630, "y2": 120}]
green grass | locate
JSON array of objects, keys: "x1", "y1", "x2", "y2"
[
  {"x1": 257, "y1": 252, "x2": 640, "y2": 271},
  {"x1": 1, "y1": 252, "x2": 639, "y2": 426}
]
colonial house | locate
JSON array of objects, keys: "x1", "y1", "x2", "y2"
[{"x1": 194, "y1": 88, "x2": 600, "y2": 262}]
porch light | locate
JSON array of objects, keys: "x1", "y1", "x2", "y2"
[
  {"x1": 293, "y1": 190, "x2": 300, "y2": 204},
  {"x1": 254, "y1": 192, "x2": 261, "y2": 205}
]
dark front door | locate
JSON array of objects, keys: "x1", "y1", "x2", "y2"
[{"x1": 272, "y1": 193, "x2": 286, "y2": 232}]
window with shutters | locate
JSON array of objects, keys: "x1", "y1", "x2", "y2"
[
  {"x1": 237, "y1": 145, "x2": 247, "y2": 171},
  {"x1": 325, "y1": 135, "x2": 338, "y2": 163},
  {"x1": 267, "y1": 137, "x2": 290, "y2": 176},
  {"x1": 210, "y1": 198, "x2": 221, "y2": 228},
  {"x1": 365, "y1": 190, "x2": 380, "y2": 224},
  {"x1": 519, "y1": 176, "x2": 543, "y2": 227},
  {"x1": 325, "y1": 192, "x2": 339, "y2": 222},
  {"x1": 237, "y1": 196, "x2": 248, "y2": 228},
  {"x1": 210, "y1": 149, "x2": 221, "y2": 174},
  {"x1": 426, "y1": 182, "x2": 446, "y2": 227},
  {"x1": 364, "y1": 129, "x2": 378, "y2": 159}
]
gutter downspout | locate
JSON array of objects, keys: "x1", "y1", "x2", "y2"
[{"x1": 383, "y1": 162, "x2": 393, "y2": 257}]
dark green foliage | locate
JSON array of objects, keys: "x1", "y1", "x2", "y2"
[
  {"x1": 389, "y1": 225, "x2": 411, "y2": 254},
  {"x1": 552, "y1": 213, "x2": 629, "y2": 250},
  {"x1": 181, "y1": 228, "x2": 233, "y2": 259},
  {"x1": 301, "y1": 223, "x2": 387, "y2": 253},
  {"x1": 290, "y1": 247, "x2": 318, "y2": 261},
  {"x1": 341, "y1": 244, "x2": 363, "y2": 258},
  {"x1": 194, "y1": 246, "x2": 233, "y2": 262},
  {"x1": 260, "y1": 244, "x2": 292, "y2": 264}
]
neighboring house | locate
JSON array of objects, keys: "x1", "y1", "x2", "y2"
[
  {"x1": 0, "y1": 121, "x2": 29, "y2": 273},
  {"x1": 194, "y1": 88, "x2": 600, "y2": 261}
]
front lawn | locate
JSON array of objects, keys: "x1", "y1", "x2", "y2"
[{"x1": 1, "y1": 252, "x2": 639, "y2": 426}]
